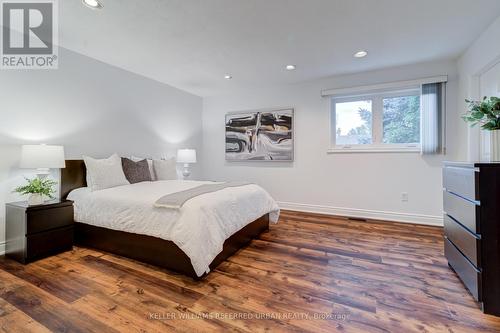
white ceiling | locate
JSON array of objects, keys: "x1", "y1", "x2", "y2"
[{"x1": 59, "y1": 0, "x2": 500, "y2": 97}]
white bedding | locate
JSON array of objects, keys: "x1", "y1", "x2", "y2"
[{"x1": 67, "y1": 180, "x2": 280, "y2": 277}]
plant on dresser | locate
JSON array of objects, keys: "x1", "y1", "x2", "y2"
[
  {"x1": 462, "y1": 96, "x2": 500, "y2": 161},
  {"x1": 13, "y1": 177, "x2": 57, "y2": 206}
]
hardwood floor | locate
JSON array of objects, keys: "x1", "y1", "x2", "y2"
[{"x1": 1, "y1": 210, "x2": 500, "y2": 332}]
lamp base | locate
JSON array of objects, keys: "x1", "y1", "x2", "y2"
[
  {"x1": 36, "y1": 168, "x2": 50, "y2": 179},
  {"x1": 182, "y1": 164, "x2": 191, "y2": 179}
]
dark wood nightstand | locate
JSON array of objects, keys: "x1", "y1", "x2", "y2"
[{"x1": 5, "y1": 200, "x2": 74, "y2": 264}]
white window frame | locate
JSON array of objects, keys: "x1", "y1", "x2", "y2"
[{"x1": 329, "y1": 87, "x2": 422, "y2": 153}]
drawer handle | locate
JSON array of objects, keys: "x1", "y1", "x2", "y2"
[
  {"x1": 445, "y1": 215, "x2": 481, "y2": 239},
  {"x1": 445, "y1": 190, "x2": 480, "y2": 206}
]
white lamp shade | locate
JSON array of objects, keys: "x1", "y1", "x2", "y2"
[
  {"x1": 176, "y1": 149, "x2": 197, "y2": 164},
  {"x1": 20, "y1": 145, "x2": 66, "y2": 169}
]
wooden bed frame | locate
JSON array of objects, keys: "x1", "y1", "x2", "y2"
[{"x1": 61, "y1": 160, "x2": 269, "y2": 279}]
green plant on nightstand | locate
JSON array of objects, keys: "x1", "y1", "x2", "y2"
[
  {"x1": 463, "y1": 96, "x2": 500, "y2": 161},
  {"x1": 13, "y1": 177, "x2": 57, "y2": 206}
]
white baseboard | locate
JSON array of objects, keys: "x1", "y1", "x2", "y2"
[
  {"x1": 278, "y1": 201, "x2": 443, "y2": 227},
  {"x1": 0, "y1": 241, "x2": 5, "y2": 256}
]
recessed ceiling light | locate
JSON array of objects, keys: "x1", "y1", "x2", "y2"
[
  {"x1": 82, "y1": 0, "x2": 103, "y2": 9},
  {"x1": 224, "y1": 74, "x2": 232, "y2": 80},
  {"x1": 354, "y1": 50, "x2": 368, "y2": 58},
  {"x1": 286, "y1": 65, "x2": 296, "y2": 71}
]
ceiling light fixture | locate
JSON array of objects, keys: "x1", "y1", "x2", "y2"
[
  {"x1": 286, "y1": 65, "x2": 296, "y2": 71},
  {"x1": 224, "y1": 74, "x2": 232, "y2": 80},
  {"x1": 82, "y1": 0, "x2": 103, "y2": 9},
  {"x1": 354, "y1": 50, "x2": 368, "y2": 58}
]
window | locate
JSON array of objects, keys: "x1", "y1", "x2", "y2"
[
  {"x1": 331, "y1": 88, "x2": 421, "y2": 152},
  {"x1": 335, "y1": 100, "x2": 372, "y2": 145}
]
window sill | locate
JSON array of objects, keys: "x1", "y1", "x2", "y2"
[{"x1": 328, "y1": 146, "x2": 421, "y2": 154}]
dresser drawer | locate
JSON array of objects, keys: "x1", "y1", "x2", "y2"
[
  {"x1": 444, "y1": 215, "x2": 480, "y2": 267},
  {"x1": 443, "y1": 166, "x2": 479, "y2": 202},
  {"x1": 26, "y1": 226, "x2": 73, "y2": 262},
  {"x1": 27, "y1": 206, "x2": 74, "y2": 235},
  {"x1": 445, "y1": 237, "x2": 482, "y2": 301},
  {"x1": 443, "y1": 191, "x2": 480, "y2": 234}
]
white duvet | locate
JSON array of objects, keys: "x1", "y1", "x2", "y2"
[{"x1": 67, "y1": 180, "x2": 280, "y2": 277}]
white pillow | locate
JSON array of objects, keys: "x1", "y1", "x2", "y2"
[
  {"x1": 153, "y1": 158, "x2": 178, "y2": 180},
  {"x1": 83, "y1": 154, "x2": 130, "y2": 191},
  {"x1": 131, "y1": 156, "x2": 156, "y2": 181}
]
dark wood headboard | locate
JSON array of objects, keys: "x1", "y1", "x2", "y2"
[{"x1": 61, "y1": 160, "x2": 87, "y2": 200}]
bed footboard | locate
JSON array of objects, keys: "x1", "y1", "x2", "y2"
[{"x1": 74, "y1": 214, "x2": 270, "y2": 279}]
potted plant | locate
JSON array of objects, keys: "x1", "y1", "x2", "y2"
[
  {"x1": 463, "y1": 96, "x2": 500, "y2": 161},
  {"x1": 13, "y1": 177, "x2": 57, "y2": 206}
]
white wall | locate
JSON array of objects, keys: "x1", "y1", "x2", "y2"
[
  {"x1": 2, "y1": 13, "x2": 497, "y2": 255},
  {"x1": 0, "y1": 47, "x2": 203, "y2": 254},
  {"x1": 457, "y1": 15, "x2": 500, "y2": 161},
  {"x1": 202, "y1": 60, "x2": 459, "y2": 226}
]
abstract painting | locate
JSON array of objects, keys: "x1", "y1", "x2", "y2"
[{"x1": 225, "y1": 108, "x2": 293, "y2": 161}]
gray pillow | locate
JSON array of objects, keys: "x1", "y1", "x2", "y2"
[
  {"x1": 153, "y1": 158, "x2": 178, "y2": 180},
  {"x1": 121, "y1": 158, "x2": 152, "y2": 184}
]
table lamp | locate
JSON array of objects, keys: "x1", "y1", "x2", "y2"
[{"x1": 176, "y1": 149, "x2": 197, "y2": 178}]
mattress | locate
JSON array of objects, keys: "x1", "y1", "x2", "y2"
[{"x1": 67, "y1": 180, "x2": 280, "y2": 276}]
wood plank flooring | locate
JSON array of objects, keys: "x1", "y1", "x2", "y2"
[{"x1": 1, "y1": 210, "x2": 500, "y2": 332}]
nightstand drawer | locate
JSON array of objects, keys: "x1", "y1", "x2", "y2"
[
  {"x1": 445, "y1": 237, "x2": 482, "y2": 301},
  {"x1": 27, "y1": 205, "x2": 74, "y2": 235},
  {"x1": 443, "y1": 191, "x2": 480, "y2": 234},
  {"x1": 444, "y1": 214, "x2": 480, "y2": 267},
  {"x1": 26, "y1": 226, "x2": 73, "y2": 262},
  {"x1": 443, "y1": 166, "x2": 479, "y2": 202}
]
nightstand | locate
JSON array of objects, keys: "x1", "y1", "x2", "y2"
[{"x1": 5, "y1": 200, "x2": 74, "y2": 264}]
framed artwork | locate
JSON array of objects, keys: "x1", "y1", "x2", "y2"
[{"x1": 225, "y1": 108, "x2": 294, "y2": 161}]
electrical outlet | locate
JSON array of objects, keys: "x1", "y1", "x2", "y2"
[{"x1": 401, "y1": 192, "x2": 409, "y2": 202}]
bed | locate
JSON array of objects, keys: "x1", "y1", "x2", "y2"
[{"x1": 61, "y1": 160, "x2": 280, "y2": 279}]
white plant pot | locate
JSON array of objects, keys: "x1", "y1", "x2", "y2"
[
  {"x1": 491, "y1": 130, "x2": 500, "y2": 162},
  {"x1": 28, "y1": 193, "x2": 44, "y2": 206}
]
